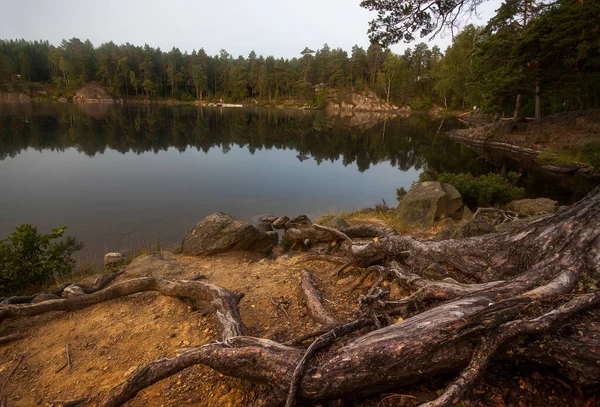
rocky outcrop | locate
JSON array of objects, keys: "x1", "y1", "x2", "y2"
[
  {"x1": 72, "y1": 82, "x2": 114, "y2": 103},
  {"x1": 507, "y1": 198, "x2": 558, "y2": 215},
  {"x1": 326, "y1": 90, "x2": 409, "y2": 112},
  {"x1": 0, "y1": 92, "x2": 31, "y2": 102},
  {"x1": 182, "y1": 213, "x2": 276, "y2": 256},
  {"x1": 396, "y1": 182, "x2": 464, "y2": 229}
]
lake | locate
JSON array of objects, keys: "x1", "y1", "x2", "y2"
[{"x1": 0, "y1": 103, "x2": 589, "y2": 263}]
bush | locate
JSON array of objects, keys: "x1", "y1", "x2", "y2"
[
  {"x1": 396, "y1": 186, "x2": 407, "y2": 202},
  {"x1": 418, "y1": 170, "x2": 524, "y2": 208},
  {"x1": 0, "y1": 225, "x2": 84, "y2": 295}
]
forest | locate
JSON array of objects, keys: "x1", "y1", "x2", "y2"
[{"x1": 0, "y1": 0, "x2": 598, "y2": 116}]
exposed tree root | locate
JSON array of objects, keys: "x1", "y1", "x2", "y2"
[
  {"x1": 421, "y1": 293, "x2": 600, "y2": 407},
  {"x1": 0, "y1": 276, "x2": 246, "y2": 340},
  {"x1": 300, "y1": 269, "x2": 337, "y2": 326},
  {"x1": 285, "y1": 318, "x2": 375, "y2": 407},
  {"x1": 2, "y1": 187, "x2": 599, "y2": 406}
]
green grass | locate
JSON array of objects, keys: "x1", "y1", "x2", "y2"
[{"x1": 538, "y1": 142, "x2": 600, "y2": 169}]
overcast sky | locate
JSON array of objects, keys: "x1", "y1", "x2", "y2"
[{"x1": 0, "y1": 0, "x2": 503, "y2": 58}]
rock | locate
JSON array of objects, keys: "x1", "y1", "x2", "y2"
[
  {"x1": 272, "y1": 216, "x2": 290, "y2": 229},
  {"x1": 265, "y1": 231, "x2": 279, "y2": 244},
  {"x1": 58, "y1": 96, "x2": 67, "y2": 103},
  {"x1": 396, "y1": 182, "x2": 464, "y2": 229},
  {"x1": 507, "y1": 198, "x2": 558, "y2": 215},
  {"x1": 451, "y1": 219, "x2": 496, "y2": 239},
  {"x1": 104, "y1": 252, "x2": 124, "y2": 267},
  {"x1": 31, "y1": 293, "x2": 61, "y2": 304},
  {"x1": 285, "y1": 215, "x2": 312, "y2": 230},
  {"x1": 323, "y1": 217, "x2": 350, "y2": 230},
  {"x1": 255, "y1": 222, "x2": 274, "y2": 233},
  {"x1": 260, "y1": 215, "x2": 277, "y2": 223},
  {"x1": 182, "y1": 212, "x2": 276, "y2": 256},
  {"x1": 62, "y1": 285, "x2": 86, "y2": 298},
  {"x1": 125, "y1": 251, "x2": 185, "y2": 278},
  {"x1": 435, "y1": 226, "x2": 457, "y2": 241},
  {"x1": 72, "y1": 82, "x2": 115, "y2": 103}
]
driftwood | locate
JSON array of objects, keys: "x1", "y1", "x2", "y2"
[{"x1": 1, "y1": 186, "x2": 599, "y2": 406}]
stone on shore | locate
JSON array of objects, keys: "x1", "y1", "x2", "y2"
[
  {"x1": 182, "y1": 212, "x2": 276, "y2": 256},
  {"x1": 104, "y1": 252, "x2": 124, "y2": 267},
  {"x1": 285, "y1": 215, "x2": 312, "y2": 230},
  {"x1": 272, "y1": 216, "x2": 290, "y2": 229},
  {"x1": 396, "y1": 182, "x2": 464, "y2": 229}
]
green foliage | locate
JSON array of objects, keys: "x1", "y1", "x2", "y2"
[
  {"x1": 314, "y1": 88, "x2": 328, "y2": 109},
  {"x1": 419, "y1": 170, "x2": 524, "y2": 208},
  {"x1": 539, "y1": 142, "x2": 600, "y2": 169},
  {"x1": 409, "y1": 97, "x2": 433, "y2": 111},
  {"x1": 0, "y1": 225, "x2": 84, "y2": 295},
  {"x1": 396, "y1": 186, "x2": 407, "y2": 202}
]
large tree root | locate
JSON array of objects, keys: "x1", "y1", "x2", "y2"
[
  {"x1": 300, "y1": 269, "x2": 337, "y2": 326},
  {"x1": 3, "y1": 186, "x2": 599, "y2": 406},
  {"x1": 421, "y1": 292, "x2": 600, "y2": 407},
  {"x1": 0, "y1": 276, "x2": 246, "y2": 340}
]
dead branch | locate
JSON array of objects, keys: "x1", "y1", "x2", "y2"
[
  {"x1": 312, "y1": 224, "x2": 354, "y2": 244},
  {"x1": 66, "y1": 343, "x2": 71, "y2": 371}
]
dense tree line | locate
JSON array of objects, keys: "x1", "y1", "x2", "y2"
[{"x1": 0, "y1": 0, "x2": 598, "y2": 115}]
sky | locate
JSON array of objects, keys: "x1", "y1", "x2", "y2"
[{"x1": 0, "y1": 0, "x2": 503, "y2": 58}]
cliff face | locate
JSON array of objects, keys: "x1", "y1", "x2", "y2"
[
  {"x1": 326, "y1": 90, "x2": 409, "y2": 112},
  {"x1": 72, "y1": 82, "x2": 114, "y2": 103}
]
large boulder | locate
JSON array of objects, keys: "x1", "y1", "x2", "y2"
[
  {"x1": 507, "y1": 198, "x2": 558, "y2": 215},
  {"x1": 396, "y1": 182, "x2": 464, "y2": 229},
  {"x1": 182, "y1": 213, "x2": 276, "y2": 256}
]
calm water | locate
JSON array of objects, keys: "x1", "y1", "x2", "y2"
[{"x1": 0, "y1": 103, "x2": 589, "y2": 262}]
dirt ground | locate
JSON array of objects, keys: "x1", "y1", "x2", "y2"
[{"x1": 0, "y1": 247, "x2": 597, "y2": 407}]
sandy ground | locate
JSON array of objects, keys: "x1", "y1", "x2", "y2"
[{"x1": 0, "y1": 247, "x2": 595, "y2": 407}]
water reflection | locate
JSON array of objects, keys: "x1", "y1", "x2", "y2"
[
  {"x1": 0, "y1": 103, "x2": 492, "y2": 261},
  {"x1": 0, "y1": 103, "x2": 489, "y2": 175}
]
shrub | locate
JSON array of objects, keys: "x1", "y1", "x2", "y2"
[
  {"x1": 0, "y1": 225, "x2": 84, "y2": 295},
  {"x1": 417, "y1": 170, "x2": 524, "y2": 208},
  {"x1": 396, "y1": 186, "x2": 407, "y2": 202}
]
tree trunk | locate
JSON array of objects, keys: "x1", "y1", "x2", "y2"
[
  {"x1": 535, "y1": 78, "x2": 541, "y2": 120},
  {"x1": 3, "y1": 188, "x2": 600, "y2": 407},
  {"x1": 513, "y1": 93, "x2": 522, "y2": 119}
]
